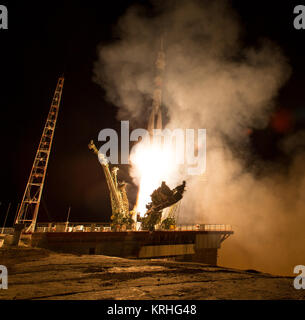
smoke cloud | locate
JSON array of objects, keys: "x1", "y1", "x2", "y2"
[{"x1": 93, "y1": 0, "x2": 305, "y2": 275}]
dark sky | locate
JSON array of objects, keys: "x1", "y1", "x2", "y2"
[{"x1": 0, "y1": 0, "x2": 304, "y2": 226}]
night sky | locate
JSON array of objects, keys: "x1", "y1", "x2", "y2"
[{"x1": 0, "y1": 1, "x2": 304, "y2": 226}]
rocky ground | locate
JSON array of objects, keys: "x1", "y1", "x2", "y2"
[{"x1": 1, "y1": 247, "x2": 304, "y2": 300}]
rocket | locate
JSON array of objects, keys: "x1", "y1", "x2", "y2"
[{"x1": 147, "y1": 36, "x2": 165, "y2": 133}]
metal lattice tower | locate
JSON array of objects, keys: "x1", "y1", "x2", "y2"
[{"x1": 15, "y1": 76, "x2": 64, "y2": 232}]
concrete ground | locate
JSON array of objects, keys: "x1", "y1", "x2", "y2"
[{"x1": 0, "y1": 247, "x2": 304, "y2": 300}]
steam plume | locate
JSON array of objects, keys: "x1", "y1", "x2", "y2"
[{"x1": 93, "y1": 0, "x2": 305, "y2": 275}]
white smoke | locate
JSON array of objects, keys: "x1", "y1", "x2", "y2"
[{"x1": 93, "y1": 0, "x2": 305, "y2": 276}]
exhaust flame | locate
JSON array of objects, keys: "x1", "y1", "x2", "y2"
[{"x1": 130, "y1": 138, "x2": 179, "y2": 216}]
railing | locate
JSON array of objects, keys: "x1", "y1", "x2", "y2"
[
  {"x1": 0, "y1": 227, "x2": 14, "y2": 235},
  {"x1": 35, "y1": 222, "x2": 112, "y2": 233},
  {"x1": 34, "y1": 223, "x2": 232, "y2": 233},
  {"x1": 175, "y1": 224, "x2": 232, "y2": 231}
]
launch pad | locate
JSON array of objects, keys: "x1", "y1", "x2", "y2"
[
  {"x1": 12, "y1": 40, "x2": 234, "y2": 267},
  {"x1": 30, "y1": 224, "x2": 233, "y2": 265}
]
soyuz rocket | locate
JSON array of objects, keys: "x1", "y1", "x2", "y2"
[{"x1": 147, "y1": 36, "x2": 165, "y2": 133}]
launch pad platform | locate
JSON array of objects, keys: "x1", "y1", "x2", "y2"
[{"x1": 30, "y1": 224, "x2": 233, "y2": 265}]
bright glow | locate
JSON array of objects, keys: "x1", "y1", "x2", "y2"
[{"x1": 130, "y1": 138, "x2": 179, "y2": 216}]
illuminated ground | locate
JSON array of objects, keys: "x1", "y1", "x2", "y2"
[{"x1": 0, "y1": 247, "x2": 304, "y2": 300}]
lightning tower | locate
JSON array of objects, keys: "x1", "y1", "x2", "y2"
[{"x1": 15, "y1": 76, "x2": 64, "y2": 233}]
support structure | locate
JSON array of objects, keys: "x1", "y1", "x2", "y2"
[
  {"x1": 88, "y1": 140, "x2": 134, "y2": 230},
  {"x1": 15, "y1": 76, "x2": 64, "y2": 233}
]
